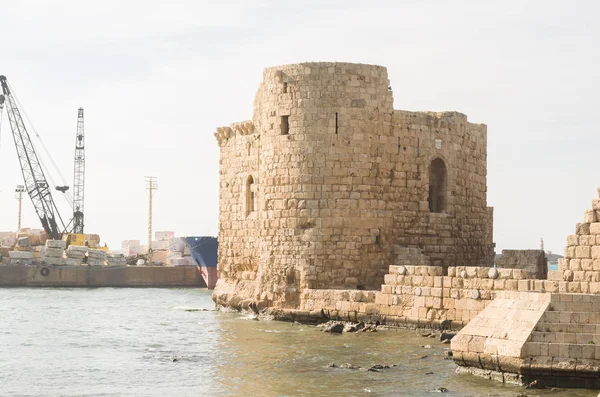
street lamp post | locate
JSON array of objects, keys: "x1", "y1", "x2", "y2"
[{"x1": 15, "y1": 185, "x2": 25, "y2": 231}]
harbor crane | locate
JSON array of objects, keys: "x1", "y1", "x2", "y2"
[
  {"x1": 0, "y1": 76, "x2": 106, "y2": 250},
  {"x1": 0, "y1": 75, "x2": 67, "y2": 240},
  {"x1": 73, "y1": 108, "x2": 85, "y2": 235}
]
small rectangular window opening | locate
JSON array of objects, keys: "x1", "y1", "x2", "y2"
[
  {"x1": 283, "y1": 82, "x2": 288, "y2": 93},
  {"x1": 281, "y1": 116, "x2": 289, "y2": 135},
  {"x1": 335, "y1": 112, "x2": 339, "y2": 135},
  {"x1": 375, "y1": 235, "x2": 381, "y2": 245}
]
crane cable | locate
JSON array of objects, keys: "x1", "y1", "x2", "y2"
[
  {"x1": 8, "y1": 82, "x2": 74, "y2": 210},
  {"x1": 0, "y1": 103, "x2": 3, "y2": 150}
]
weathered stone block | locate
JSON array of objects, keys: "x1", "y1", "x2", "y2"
[
  {"x1": 592, "y1": 246, "x2": 600, "y2": 259},
  {"x1": 565, "y1": 246, "x2": 576, "y2": 259},
  {"x1": 584, "y1": 210, "x2": 598, "y2": 223},
  {"x1": 566, "y1": 235, "x2": 579, "y2": 246},
  {"x1": 590, "y1": 223, "x2": 600, "y2": 235},
  {"x1": 570, "y1": 259, "x2": 582, "y2": 271},
  {"x1": 558, "y1": 258, "x2": 569, "y2": 271},
  {"x1": 582, "y1": 259, "x2": 594, "y2": 271},
  {"x1": 544, "y1": 281, "x2": 559, "y2": 292},
  {"x1": 580, "y1": 235, "x2": 596, "y2": 246},
  {"x1": 576, "y1": 246, "x2": 591, "y2": 259},
  {"x1": 577, "y1": 223, "x2": 592, "y2": 235}
]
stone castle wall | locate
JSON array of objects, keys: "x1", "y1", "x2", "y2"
[
  {"x1": 214, "y1": 62, "x2": 493, "y2": 310},
  {"x1": 496, "y1": 249, "x2": 547, "y2": 279}
]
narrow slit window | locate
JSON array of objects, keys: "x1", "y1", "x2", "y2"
[
  {"x1": 283, "y1": 82, "x2": 288, "y2": 93},
  {"x1": 428, "y1": 158, "x2": 447, "y2": 213},
  {"x1": 281, "y1": 116, "x2": 289, "y2": 135},
  {"x1": 246, "y1": 175, "x2": 256, "y2": 216},
  {"x1": 335, "y1": 112, "x2": 338, "y2": 134}
]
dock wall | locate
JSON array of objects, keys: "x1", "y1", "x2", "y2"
[{"x1": 0, "y1": 265, "x2": 205, "y2": 288}]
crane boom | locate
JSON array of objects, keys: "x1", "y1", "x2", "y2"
[
  {"x1": 73, "y1": 108, "x2": 85, "y2": 234},
  {"x1": 0, "y1": 75, "x2": 66, "y2": 240}
]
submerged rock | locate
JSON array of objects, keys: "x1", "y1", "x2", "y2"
[
  {"x1": 328, "y1": 362, "x2": 398, "y2": 372},
  {"x1": 339, "y1": 363, "x2": 361, "y2": 370},
  {"x1": 319, "y1": 320, "x2": 376, "y2": 333},
  {"x1": 440, "y1": 331, "x2": 456, "y2": 342},
  {"x1": 343, "y1": 322, "x2": 365, "y2": 333},
  {"x1": 323, "y1": 322, "x2": 344, "y2": 333},
  {"x1": 359, "y1": 324, "x2": 378, "y2": 332}
]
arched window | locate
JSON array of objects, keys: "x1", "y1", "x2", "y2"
[
  {"x1": 428, "y1": 158, "x2": 447, "y2": 213},
  {"x1": 246, "y1": 175, "x2": 256, "y2": 216}
]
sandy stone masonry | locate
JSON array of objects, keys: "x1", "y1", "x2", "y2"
[
  {"x1": 213, "y1": 62, "x2": 494, "y2": 310},
  {"x1": 556, "y1": 187, "x2": 600, "y2": 281}
]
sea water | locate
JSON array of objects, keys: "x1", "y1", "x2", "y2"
[{"x1": 0, "y1": 288, "x2": 595, "y2": 397}]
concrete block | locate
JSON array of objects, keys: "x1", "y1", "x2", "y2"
[
  {"x1": 67, "y1": 246, "x2": 88, "y2": 253},
  {"x1": 8, "y1": 251, "x2": 33, "y2": 259},
  {"x1": 45, "y1": 257, "x2": 66, "y2": 265},
  {"x1": 65, "y1": 258, "x2": 81, "y2": 266},
  {"x1": 46, "y1": 240, "x2": 66, "y2": 249},
  {"x1": 45, "y1": 248, "x2": 64, "y2": 258}
]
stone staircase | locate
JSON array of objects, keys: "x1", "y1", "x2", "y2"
[
  {"x1": 453, "y1": 292, "x2": 600, "y2": 388},
  {"x1": 523, "y1": 296, "x2": 600, "y2": 362}
]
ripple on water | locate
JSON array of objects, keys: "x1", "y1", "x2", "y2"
[{"x1": 1, "y1": 289, "x2": 598, "y2": 397}]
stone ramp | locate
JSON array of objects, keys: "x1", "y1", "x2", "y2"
[
  {"x1": 451, "y1": 291, "x2": 550, "y2": 380},
  {"x1": 452, "y1": 291, "x2": 600, "y2": 388}
]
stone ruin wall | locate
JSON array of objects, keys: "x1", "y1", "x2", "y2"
[
  {"x1": 496, "y1": 249, "x2": 547, "y2": 279},
  {"x1": 558, "y1": 191, "x2": 600, "y2": 281},
  {"x1": 390, "y1": 110, "x2": 492, "y2": 269},
  {"x1": 214, "y1": 62, "x2": 493, "y2": 310},
  {"x1": 290, "y1": 189, "x2": 600, "y2": 329}
]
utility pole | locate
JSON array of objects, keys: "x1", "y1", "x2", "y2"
[
  {"x1": 145, "y1": 176, "x2": 158, "y2": 252},
  {"x1": 15, "y1": 185, "x2": 25, "y2": 231}
]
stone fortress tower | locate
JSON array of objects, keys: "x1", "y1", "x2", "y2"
[{"x1": 213, "y1": 62, "x2": 494, "y2": 309}]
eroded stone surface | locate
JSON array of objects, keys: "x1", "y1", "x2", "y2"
[{"x1": 213, "y1": 62, "x2": 494, "y2": 310}]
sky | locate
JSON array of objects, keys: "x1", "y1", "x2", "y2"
[{"x1": 0, "y1": 0, "x2": 598, "y2": 255}]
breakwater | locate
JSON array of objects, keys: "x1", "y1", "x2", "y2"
[{"x1": 0, "y1": 265, "x2": 204, "y2": 287}]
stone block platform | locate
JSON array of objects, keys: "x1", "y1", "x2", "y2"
[{"x1": 452, "y1": 291, "x2": 600, "y2": 388}]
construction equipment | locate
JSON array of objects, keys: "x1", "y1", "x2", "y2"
[
  {"x1": 62, "y1": 108, "x2": 108, "y2": 251},
  {"x1": 0, "y1": 75, "x2": 67, "y2": 240},
  {"x1": 73, "y1": 108, "x2": 85, "y2": 234},
  {"x1": 0, "y1": 76, "x2": 107, "y2": 250}
]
